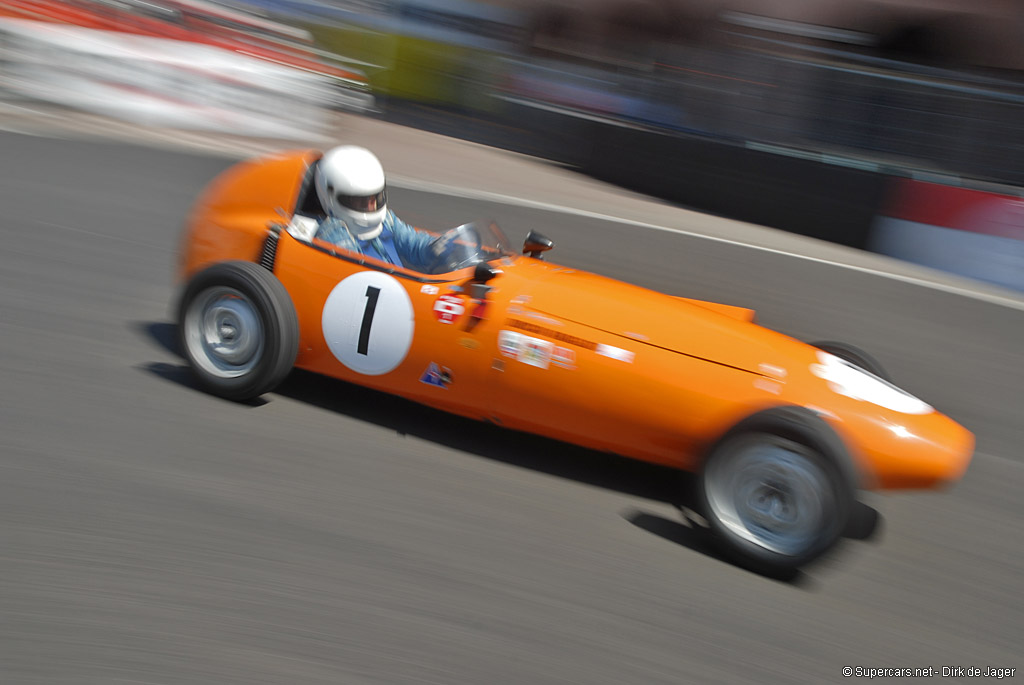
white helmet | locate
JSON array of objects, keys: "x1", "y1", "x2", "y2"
[{"x1": 315, "y1": 146, "x2": 388, "y2": 240}]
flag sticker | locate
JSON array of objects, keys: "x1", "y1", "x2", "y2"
[{"x1": 419, "y1": 362, "x2": 452, "y2": 388}]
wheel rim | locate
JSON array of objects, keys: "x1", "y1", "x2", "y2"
[
  {"x1": 705, "y1": 437, "x2": 833, "y2": 557},
  {"x1": 184, "y1": 287, "x2": 264, "y2": 379}
]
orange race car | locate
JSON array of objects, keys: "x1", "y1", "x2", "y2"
[{"x1": 175, "y1": 149, "x2": 974, "y2": 575}]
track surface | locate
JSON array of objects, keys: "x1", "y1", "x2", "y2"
[{"x1": 1, "y1": 132, "x2": 1021, "y2": 684}]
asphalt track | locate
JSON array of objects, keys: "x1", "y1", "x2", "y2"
[{"x1": 1, "y1": 131, "x2": 1022, "y2": 684}]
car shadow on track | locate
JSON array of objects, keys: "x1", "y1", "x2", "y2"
[
  {"x1": 622, "y1": 508, "x2": 811, "y2": 586},
  {"x1": 138, "y1": 320, "x2": 882, "y2": 583},
  {"x1": 623, "y1": 507, "x2": 886, "y2": 586}
]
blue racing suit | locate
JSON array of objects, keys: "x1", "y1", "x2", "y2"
[{"x1": 315, "y1": 210, "x2": 436, "y2": 272}]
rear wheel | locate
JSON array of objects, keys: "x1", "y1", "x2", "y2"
[
  {"x1": 178, "y1": 261, "x2": 298, "y2": 401},
  {"x1": 698, "y1": 408, "x2": 854, "y2": 576}
]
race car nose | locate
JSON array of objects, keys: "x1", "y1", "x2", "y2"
[{"x1": 864, "y1": 412, "x2": 975, "y2": 489}]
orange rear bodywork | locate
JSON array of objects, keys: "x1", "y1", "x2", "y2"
[{"x1": 179, "y1": 150, "x2": 974, "y2": 491}]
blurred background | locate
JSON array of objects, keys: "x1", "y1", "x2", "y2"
[
  {"x1": 2, "y1": 4, "x2": 1022, "y2": 682},
  {"x1": 1, "y1": 0, "x2": 1022, "y2": 291}
]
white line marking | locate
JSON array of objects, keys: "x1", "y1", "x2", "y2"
[
  {"x1": 0, "y1": 124, "x2": 37, "y2": 136},
  {"x1": 390, "y1": 175, "x2": 1024, "y2": 312}
]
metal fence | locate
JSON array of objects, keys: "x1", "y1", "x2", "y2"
[{"x1": 499, "y1": 43, "x2": 1024, "y2": 187}]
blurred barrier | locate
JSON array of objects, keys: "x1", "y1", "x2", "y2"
[
  {"x1": 500, "y1": 98, "x2": 888, "y2": 249},
  {"x1": 490, "y1": 43, "x2": 1024, "y2": 276},
  {"x1": 497, "y1": 45, "x2": 1024, "y2": 188},
  {"x1": 871, "y1": 179, "x2": 1024, "y2": 291},
  {"x1": 0, "y1": 17, "x2": 335, "y2": 138},
  {"x1": 500, "y1": 94, "x2": 1024, "y2": 291}
]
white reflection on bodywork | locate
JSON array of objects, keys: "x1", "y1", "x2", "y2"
[
  {"x1": 810, "y1": 351, "x2": 934, "y2": 415},
  {"x1": 888, "y1": 423, "x2": 913, "y2": 439}
]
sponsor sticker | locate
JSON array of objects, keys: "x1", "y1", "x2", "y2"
[
  {"x1": 521, "y1": 311, "x2": 563, "y2": 326},
  {"x1": 420, "y1": 284, "x2": 439, "y2": 295},
  {"x1": 498, "y1": 330, "x2": 522, "y2": 358},
  {"x1": 499, "y1": 329, "x2": 581, "y2": 370},
  {"x1": 596, "y1": 344, "x2": 635, "y2": 363},
  {"x1": 458, "y1": 337, "x2": 480, "y2": 350},
  {"x1": 419, "y1": 362, "x2": 452, "y2": 388},
  {"x1": 497, "y1": 330, "x2": 556, "y2": 369},
  {"x1": 520, "y1": 337, "x2": 554, "y2": 369},
  {"x1": 759, "y1": 363, "x2": 787, "y2": 379},
  {"x1": 754, "y1": 378, "x2": 782, "y2": 394},
  {"x1": 507, "y1": 320, "x2": 597, "y2": 350},
  {"x1": 551, "y1": 346, "x2": 576, "y2": 369},
  {"x1": 433, "y1": 294, "x2": 465, "y2": 324}
]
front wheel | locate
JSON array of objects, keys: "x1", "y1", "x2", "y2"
[
  {"x1": 178, "y1": 261, "x2": 298, "y2": 401},
  {"x1": 698, "y1": 409, "x2": 854, "y2": 576},
  {"x1": 811, "y1": 340, "x2": 890, "y2": 381}
]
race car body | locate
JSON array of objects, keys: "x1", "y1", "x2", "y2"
[{"x1": 177, "y1": 149, "x2": 974, "y2": 574}]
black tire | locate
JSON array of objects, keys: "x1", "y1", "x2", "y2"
[
  {"x1": 698, "y1": 407, "x2": 855, "y2": 576},
  {"x1": 811, "y1": 340, "x2": 890, "y2": 381},
  {"x1": 178, "y1": 261, "x2": 299, "y2": 401}
]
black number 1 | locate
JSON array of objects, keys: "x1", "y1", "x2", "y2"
[{"x1": 358, "y1": 286, "x2": 381, "y2": 355}]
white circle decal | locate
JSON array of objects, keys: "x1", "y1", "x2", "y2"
[{"x1": 322, "y1": 272, "x2": 414, "y2": 375}]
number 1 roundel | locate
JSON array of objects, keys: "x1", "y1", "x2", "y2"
[{"x1": 322, "y1": 272, "x2": 414, "y2": 375}]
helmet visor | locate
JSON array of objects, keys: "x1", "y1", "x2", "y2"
[{"x1": 336, "y1": 188, "x2": 387, "y2": 213}]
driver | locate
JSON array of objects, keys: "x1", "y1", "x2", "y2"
[{"x1": 314, "y1": 146, "x2": 441, "y2": 271}]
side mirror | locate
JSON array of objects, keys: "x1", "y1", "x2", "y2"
[{"x1": 523, "y1": 230, "x2": 554, "y2": 259}]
